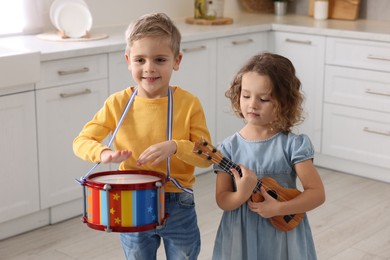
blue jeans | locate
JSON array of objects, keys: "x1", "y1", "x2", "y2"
[{"x1": 120, "y1": 192, "x2": 200, "y2": 260}]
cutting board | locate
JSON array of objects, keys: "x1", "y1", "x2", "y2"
[
  {"x1": 308, "y1": 0, "x2": 361, "y2": 20},
  {"x1": 185, "y1": 17, "x2": 233, "y2": 25}
]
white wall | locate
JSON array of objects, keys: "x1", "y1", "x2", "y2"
[
  {"x1": 40, "y1": 0, "x2": 241, "y2": 31},
  {"x1": 26, "y1": 0, "x2": 390, "y2": 34}
]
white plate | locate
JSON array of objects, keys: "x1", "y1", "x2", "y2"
[
  {"x1": 49, "y1": 0, "x2": 87, "y2": 29},
  {"x1": 55, "y1": 2, "x2": 92, "y2": 38}
]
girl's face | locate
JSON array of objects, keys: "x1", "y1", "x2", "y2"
[
  {"x1": 240, "y1": 71, "x2": 276, "y2": 128},
  {"x1": 125, "y1": 36, "x2": 182, "y2": 98}
]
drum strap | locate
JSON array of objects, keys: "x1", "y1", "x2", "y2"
[
  {"x1": 166, "y1": 88, "x2": 194, "y2": 194},
  {"x1": 76, "y1": 87, "x2": 193, "y2": 194}
]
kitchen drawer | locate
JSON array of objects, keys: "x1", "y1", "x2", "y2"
[
  {"x1": 36, "y1": 54, "x2": 108, "y2": 89},
  {"x1": 323, "y1": 104, "x2": 390, "y2": 169},
  {"x1": 326, "y1": 37, "x2": 390, "y2": 72},
  {"x1": 324, "y1": 66, "x2": 390, "y2": 113}
]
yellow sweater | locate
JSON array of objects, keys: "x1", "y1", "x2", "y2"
[{"x1": 73, "y1": 86, "x2": 212, "y2": 192}]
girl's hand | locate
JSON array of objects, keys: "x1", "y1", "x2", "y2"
[
  {"x1": 231, "y1": 165, "x2": 258, "y2": 199},
  {"x1": 100, "y1": 149, "x2": 132, "y2": 163},
  {"x1": 248, "y1": 187, "x2": 280, "y2": 218},
  {"x1": 136, "y1": 140, "x2": 177, "y2": 166}
]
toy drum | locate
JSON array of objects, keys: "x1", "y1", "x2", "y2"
[{"x1": 81, "y1": 170, "x2": 167, "y2": 232}]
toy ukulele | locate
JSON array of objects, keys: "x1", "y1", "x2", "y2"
[{"x1": 193, "y1": 137, "x2": 305, "y2": 231}]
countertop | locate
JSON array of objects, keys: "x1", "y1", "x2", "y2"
[{"x1": 1, "y1": 13, "x2": 390, "y2": 61}]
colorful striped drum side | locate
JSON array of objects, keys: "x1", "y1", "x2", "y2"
[
  {"x1": 86, "y1": 187, "x2": 160, "y2": 227},
  {"x1": 159, "y1": 187, "x2": 165, "y2": 221}
]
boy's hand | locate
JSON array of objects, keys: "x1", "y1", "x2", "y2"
[
  {"x1": 100, "y1": 149, "x2": 132, "y2": 163},
  {"x1": 136, "y1": 140, "x2": 177, "y2": 166}
]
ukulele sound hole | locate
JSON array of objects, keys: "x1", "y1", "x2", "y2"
[
  {"x1": 266, "y1": 189, "x2": 296, "y2": 224},
  {"x1": 283, "y1": 214, "x2": 296, "y2": 223},
  {"x1": 267, "y1": 190, "x2": 278, "y2": 199}
]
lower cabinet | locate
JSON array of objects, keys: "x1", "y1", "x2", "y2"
[
  {"x1": 36, "y1": 80, "x2": 109, "y2": 222},
  {"x1": 320, "y1": 37, "x2": 390, "y2": 182},
  {"x1": 216, "y1": 32, "x2": 270, "y2": 143},
  {"x1": 0, "y1": 90, "x2": 39, "y2": 224},
  {"x1": 108, "y1": 51, "x2": 136, "y2": 95},
  {"x1": 273, "y1": 32, "x2": 325, "y2": 152},
  {"x1": 323, "y1": 104, "x2": 390, "y2": 170},
  {"x1": 171, "y1": 39, "x2": 217, "y2": 143}
]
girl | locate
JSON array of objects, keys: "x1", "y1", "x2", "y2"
[{"x1": 213, "y1": 53, "x2": 325, "y2": 260}]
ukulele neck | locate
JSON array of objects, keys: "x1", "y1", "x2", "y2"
[
  {"x1": 219, "y1": 156, "x2": 262, "y2": 192},
  {"x1": 220, "y1": 157, "x2": 242, "y2": 177}
]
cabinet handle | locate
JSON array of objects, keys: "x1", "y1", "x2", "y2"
[
  {"x1": 285, "y1": 38, "x2": 312, "y2": 45},
  {"x1": 59, "y1": 88, "x2": 92, "y2": 98},
  {"x1": 365, "y1": 88, "x2": 390, "y2": 97},
  {"x1": 57, "y1": 67, "x2": 90, "y2": 76},
  {"x1": 231, "y1": 39, "x2": 254, "y2": 45},
  {"x1": 363, "y1": 127, "x2": 390, "y2": 137},
  {"x1": 182, "y1": 46, "x2": 206, "y2": 53},
  {"x1": 367, "y1": 54, "x2": 390, "y2": 62}
]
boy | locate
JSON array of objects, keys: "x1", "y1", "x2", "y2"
[{"x1": 73, "y1": 13, "x2": 212, "y2": 260}]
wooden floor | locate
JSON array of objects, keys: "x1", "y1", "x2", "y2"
[{"x1": 1, "y1": 167, "x2": 390, "y2": 260}]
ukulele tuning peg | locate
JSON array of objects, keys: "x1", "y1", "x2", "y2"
[
  {"x1": 197, "y1": 150, "x2": 202, "y2": 154},
  {"x1": 207, "y1": 155, "x2": 212, "y2": 160},
  {"x1": 202, "y1": 141, "x2": 208, "y2": 146}
]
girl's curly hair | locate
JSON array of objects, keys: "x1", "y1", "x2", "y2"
[{"x1": 225, "y1": 52, "x2": 304, "y2": 133}]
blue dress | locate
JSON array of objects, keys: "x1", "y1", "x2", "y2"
[{"x1": 212, "y1": 132, "x2": 317, "y2": 260}]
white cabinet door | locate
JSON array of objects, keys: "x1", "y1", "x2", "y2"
[
  {"x1": 216, "y1": 32, "x2": 270, "y2": 143},
  {"x1": 171, "y1": 39, "x2": 217, "y2": 142},
  {"x1": 0, "y1": 91, "x2": 40, "y2": 223},
  {"x1": 274, "y1": 32, "x2": 325, "y2": 152},
  {"x1": 36, "y1": 80, "x2": 109, "y2": 209},
  {"x1": 323, "y1": 103, "x2": 390, "y2": 170},
  {"x1": 108, "y1": 51, "x2": 136, "y2": 95}
]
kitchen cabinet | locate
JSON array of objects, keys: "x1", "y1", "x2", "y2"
[
  {"x1": 0, "y1": 90, "x2": 39, "y2": 224},
  {"x1": 36, "y1": 54, "x2": 109, "y2": 223},
  {"x1": 273, "y1": 32, "x2": 325, "y2": 152},
  {"x1": 171, "y1": 39, "x2": 217, "y2": 143},
  {"x1": 320, "y1": 37, "x2": 390, "y2": 182},
  {"x1": 108, "y1": 51, "x2": 136, "y2": 95},
  {"x1": 216, "y1": 32, "x2": 270, "y2": 143}
]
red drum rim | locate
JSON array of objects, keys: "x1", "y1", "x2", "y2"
[
  {"x1": 83, "y1": 170, "x2": 166, "y2": 190},
  {"x1": 82, "y1": 214, "x2": 169, "y2": 233}
]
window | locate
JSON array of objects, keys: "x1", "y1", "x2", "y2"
[{"x1": 0, "y1": 0, "x2": 25, "y2": 35}]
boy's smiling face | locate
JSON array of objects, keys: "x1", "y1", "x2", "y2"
[{"x1": 125, "y1": 36, "x2": 182, "y2": 98}]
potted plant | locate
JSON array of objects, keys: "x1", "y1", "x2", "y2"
[{"x1": 274, "y1": 0, "x2": 288, "y2": 16}]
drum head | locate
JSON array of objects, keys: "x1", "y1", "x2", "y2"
[
  {"x1": 84, "y1": 170, "x2": 165, "y2": 190},
  {"x1": 91, "y1": 174, "x2": 160, "y2": 184}
]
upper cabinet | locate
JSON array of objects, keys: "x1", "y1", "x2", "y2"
[{"x1": 273, "y1": 32, "x2": 326, "y2": 152}]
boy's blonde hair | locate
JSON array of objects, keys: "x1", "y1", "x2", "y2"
[{"x1": 125, "y1": 13, "x2": 181, "y2": 57}]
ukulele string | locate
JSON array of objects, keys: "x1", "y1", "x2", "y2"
[{"x1": 203, "y1": 146, "x2": 290, "y2": 202}]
